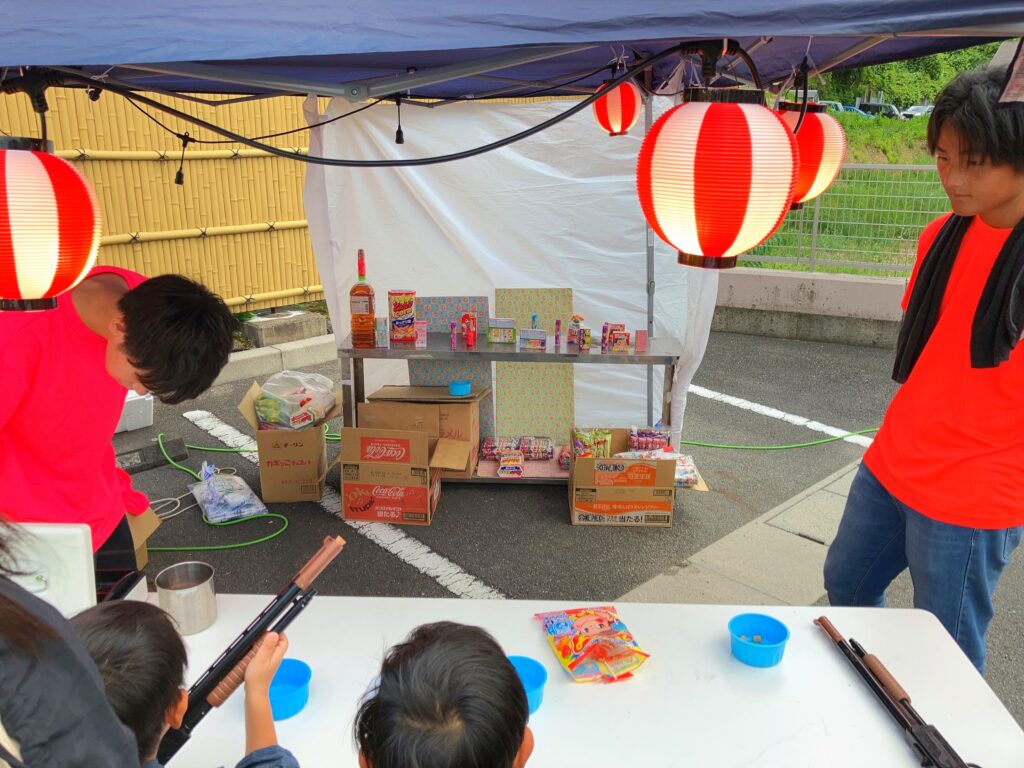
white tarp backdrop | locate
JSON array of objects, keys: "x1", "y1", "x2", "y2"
[{"x1": 303, "y1": 95, "x2": 718, "y2": 441}]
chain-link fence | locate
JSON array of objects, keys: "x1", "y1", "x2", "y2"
[{"x1": 744, "y1": 164, "x2": 949, "y2": 276}]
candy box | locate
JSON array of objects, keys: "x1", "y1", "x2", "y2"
[
  {"x1": 519, "y1": 328, "x2": 547, "y2": 350},
  {"x1": 238, "y1": 382, "x2": 342, "y2": 503},
  {"x1": 569, "y1": 427, "x2": 677, "y2": 527},
  {"x1": 609, "y1": 330, "x2": 631, "y2": 353},
  {"x1": 488, "y1": 317, "x2": 517, "y2": 344}
]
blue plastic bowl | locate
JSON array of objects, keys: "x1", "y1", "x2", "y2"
[
  {"x1": 728, "y1": 613, "x2": 790, "y2": 668},
  {"x1": 449, "y1": 380, "x2": 472, "y2": 397},
  {"x1": 508, "y1": 655, "x2": 548, "y2": 714},
  {"x1": 269, "y1": 658, "x2": 312, "y2": 720}
]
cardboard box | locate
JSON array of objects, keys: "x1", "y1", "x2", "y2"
[
  {"x1": 126, "y1": 506, "x2": 161, "y2": 569},
  {"x1": 339, "y1": 427, "x2": 468, "y2": 524},
  {"x1": 238, "y1": 382, "x2": 342, "y2": 503},
  {"x1": 360, "y1": 386, "x2": 488, "y2": 480},
  {"x1": 569, "y1": 428, "x2": 677, "y2": 527}
]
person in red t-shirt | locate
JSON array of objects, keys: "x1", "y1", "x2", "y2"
[
  {"x1": 824, "y1": 66, "x2": 1024, "y2": 673},
  {"x1": 0, "y1": 268, "x2": 235, "y2": 578}
]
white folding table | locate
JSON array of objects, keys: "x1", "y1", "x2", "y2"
[{"x1": 170, "y1": 595, "x2": 1024, "y2": 768}]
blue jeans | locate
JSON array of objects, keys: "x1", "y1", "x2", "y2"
[{"x1": 824, "y1": 464, "x2": 1022, "y2": 673}]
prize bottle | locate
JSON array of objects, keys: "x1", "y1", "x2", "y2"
[{"x1": 350, "y1": 249, "x2": 376, "y2": 349}]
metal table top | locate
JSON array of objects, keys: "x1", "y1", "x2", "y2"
[{"x1": 337, "y1": 332, "x2": 682, "y2": 364}]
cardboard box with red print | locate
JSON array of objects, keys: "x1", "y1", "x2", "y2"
[{"x1": 339, "y1": 427, "x2": 468, "y2": 525}]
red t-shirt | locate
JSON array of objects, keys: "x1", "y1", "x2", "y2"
[
  {"x1": 865, "y1": 214, "x2": 1024, "y2": 529},
  {"x1": 0, "y1": 266, "x2": 150, "y2": 551}
]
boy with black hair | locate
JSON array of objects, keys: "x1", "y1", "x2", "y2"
[
  {"x1": 71, "y1": 600, "x2": 298, "y2": 768},
  {"x1": 356, "y1": 621, "x2": 534, "y2": 768},
  {"x1": 0, "y1": 267, "x2": 236, "y2": 574},
  {"x1": 825, "y1": 65, "x2": 1024, "y2": 672}
]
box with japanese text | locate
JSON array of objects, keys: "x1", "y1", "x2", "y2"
[{"x1": 238, "y1": 382, "x2": 342, "y2": 503}]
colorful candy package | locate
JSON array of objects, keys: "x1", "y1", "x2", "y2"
[
  {"x1": 573, "y1": 428, "x2": 612, "y2": 459},
  {"x1": 614, "y1": 449, "x2": 700, "y2": 487},
  {"x1": 535, "y1": 605, "x2": 649, "y2": 683},
  {"x1": 519, "y1": 435, "x2": 554, "y2": 461}
]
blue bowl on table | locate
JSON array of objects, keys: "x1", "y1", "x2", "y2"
[
  {"x1": 728, "y1": 613, "x2": 790, "y2": 668},
  {"x1": 269, "y1": 658, "x2": 312, "y2": 720},
  {"x1": 508, "y1": 655, "x2": 548, "y2": 714},
  {"x1": 449, "y1": 380, "x2": 472, "y2": 397}
]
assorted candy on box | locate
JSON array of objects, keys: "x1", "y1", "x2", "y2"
[
  {"x1": 254, "y1": 370, "x2": 335, "y2": 430},
  {"x1": 629, "y1": 426, "x2": 672, "y2": 451},
  {"x1": 535, "y1": 605, "x2": 649, "y2": 683},
  {"x1": 497, "y1": 449, "x2": 525, "y2": 479},
  {"x1": 573, "y1": 428, "x2": 612, "y2": 459},
  {"x1": 519, "y1": 436, "x2": 555, "y2": 462},
  {"x1": 558, "y1": 444, "x2": 572, "y2": 470},
  {"x1": 614, "y1": 449, "x2": 700, "y2": 487},
  {"x1": 481, "y1": 436, "x2": 521, "y2": 462}
]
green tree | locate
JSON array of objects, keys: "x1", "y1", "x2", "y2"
[{"x1": 818, "y1": 42, "x2": 1000, "y2": 108}]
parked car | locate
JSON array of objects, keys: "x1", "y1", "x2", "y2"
[
  {"x1": 860, "y1": 102, "x2": 904, "y2": 119},
  {"x1": 815, "y1": 100, "x2": 844, "y2": 114},
  {"x1": 842, "y1": 105, "x2": 875, "y2": 118},
  {"x1": 903, "y1": 104, "x2": 934, "y2": 119}
]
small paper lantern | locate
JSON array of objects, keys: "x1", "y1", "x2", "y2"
[
  {"x1": 592, "y1": 80, "x2": 642, "y2": 136},
  {"x1": 0, "y1": 150, "x2": 101, "y2": 311},
  {"x1": 779, "y1": 103, "x2": 846, "y2": 208},
  {"x1": 636, "y1": 101, "x2": 797, "y2": 269}
]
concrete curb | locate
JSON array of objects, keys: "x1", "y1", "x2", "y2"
[{"x1": 214, "y1": 333, "x2": 338, "y2": 386}]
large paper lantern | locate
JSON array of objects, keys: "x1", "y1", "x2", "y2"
[
  {"x1": 592, "y1": 80, "x2": 642, "y2": 136},
  {"x1": 636, "y1": 101, "x2": 798, "y2": 269},
  {"x1": 779, "y1": 103, "x2": 846, "y2": 208},
  {"x1": 0, "y1": 150, "x2": 100, "y2": 311}
]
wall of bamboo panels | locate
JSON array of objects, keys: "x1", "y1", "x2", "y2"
[{"x1": 0, "y1": 88, "x2": 325, "y2": 311}]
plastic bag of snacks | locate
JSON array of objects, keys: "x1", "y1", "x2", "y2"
[
  {"x1": 573, "y1": 428, "x2": 613, "y2": 459},
  {"x1": 534, "y1": 605, "x2": 649, "y2": 683},
  {"x1": 254, "y1": 370, "x2": 335, "y2": 430},
  {"x1": 557, "y1": 444, "x2": 572, "y2": 471},
  {"x1": 496, "y1": 449, "x2": 525, "y2": 479},
  {"x1": 519, "y1": 436, "x2": 555, "y2": 461},
  {"x1": 480, "y1": 436, "x2": 521, "y2": 462},
  {"x1": 628, "y1": 426, "x2": 672, "y2": 451},
  {"x1": 614, "y1": 449, "x2": 700, "y2": 487},
  {"x1": 189, "y1": 472, "x2": 268, "y2": 523}
]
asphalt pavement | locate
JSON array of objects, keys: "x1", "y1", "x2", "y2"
[{"x1": 114, "y1": 330, "x2": 1023, "y2": 726}]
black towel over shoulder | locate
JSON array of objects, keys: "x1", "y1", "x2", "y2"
[{"x1": 892, "y1": 214, "x2": 1024, "y2": 383}]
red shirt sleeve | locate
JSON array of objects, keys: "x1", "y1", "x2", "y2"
[{"x1": 902, "y1": 213, "x2": 953, "y2": 312}]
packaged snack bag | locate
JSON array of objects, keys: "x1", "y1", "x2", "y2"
[
  {"x1": 254, "y1": 370, "x2": 335, "y2": 430},
  {"x1": 519, "y1": 435, "x2": 554, "y2": 461},
  {"x1": 534, "y1": 605, "x2": 649, "y2": 682},
  {"x1": 497, "y1": 449, "x2": 525, "y2": 479},
  {"x1": 614, "y1": 449, "x2": 700, "y2": 487},
  {"x1": 481, "y1": 436, "x2": 521, "y2": 462}
]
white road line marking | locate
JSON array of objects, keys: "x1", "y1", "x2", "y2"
[
  {"x1": 182, "y1": 410, "x2": 505, "y2": 600},
  {"x1": 687, "y1": 384, "x2": 875, "y2": 448}
]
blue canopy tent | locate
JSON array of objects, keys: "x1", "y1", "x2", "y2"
[{"x1": 6, "y1": 2, "x2": 1024, "y2": 99}]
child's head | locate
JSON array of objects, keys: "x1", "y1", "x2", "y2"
[
  {"x1": 355, "y1": 621, "x2": 534, "y2": 768},
  {"x1": 107, "y1": 274, "x2": 236, "y2": 404},
  {"x1": 71, "y1": 601, "x2": 188, "y2": 762},
  {"x1": 928, "y1": 66, "x2": 1024, "y2": 223}
]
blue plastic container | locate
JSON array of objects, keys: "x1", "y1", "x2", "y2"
[
  {"x1": 508, "y1": 655, "x2": 547, "y2": 714},
  {"x1": 269, "y1": 658, "x2": 312, "y2": 720},
  {"x1": 728, "y1": 613, "x2": 790, "y2": 668},
  {"x1": 448, "y1": 380, "x2": 472, "y2": 397}
]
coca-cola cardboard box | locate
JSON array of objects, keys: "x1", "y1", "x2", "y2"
[
  {"x1": 238, "y1": 382, "x2": 342, "y2": 503},
  {"x1": 339, "y1": 427, "x2": 469, "y2": 525},
  {"x1": 359, "y1": 386, "x2": 489, "y2": 480}
]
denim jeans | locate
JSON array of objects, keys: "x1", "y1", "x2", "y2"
[{"x1": 824, "y1": 463, "x2": 1023, "y2": 673}]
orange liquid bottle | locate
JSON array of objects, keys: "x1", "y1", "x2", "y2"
[{"x1": 350, "y1": 249, "x2": 376, "y2": 349}]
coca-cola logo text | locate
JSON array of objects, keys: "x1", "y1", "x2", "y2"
[
  {"x1": 360, "y1": 437, "x2": 409, "y2": 463},
  {"x1": 372, "y1": 486, "x2": 406, "y2": 499}
]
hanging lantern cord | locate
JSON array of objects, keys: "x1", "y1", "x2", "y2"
[
  {"x1": 174, "y1": 132, "x2": 192, "y2": 186},
  {"x1": 394, "y1": 95, "x2": 404, "y2": 145},
  {"x1": 792, "y1": 57, "x2": 811, "y2": 135}
]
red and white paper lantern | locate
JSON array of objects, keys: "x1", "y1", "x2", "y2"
[
  {"x1": 779, "y1": 105, "x2": 846, "y2": 207},
  {"x1": 636, "y1": 101, "x2": 798, "y2": 269},
  {"x1": 592, "y1": 80, "x2": 642, "y2": 136},
  {"x1": 0, "y1": 150, "x2": 101, "y2": 310}
]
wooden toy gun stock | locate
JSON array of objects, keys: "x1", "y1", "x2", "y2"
[
  {"x1": 157, "y1": 535, "x2": 346, "y2": 763},
  {"x1": 815, "y1": 616, "x2": 981, "y2": 768}
]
